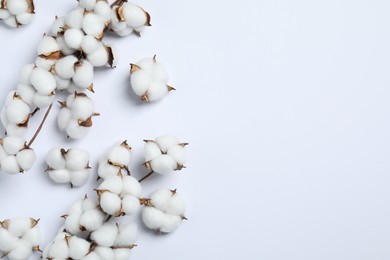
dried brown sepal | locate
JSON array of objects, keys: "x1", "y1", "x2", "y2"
[
  {"x1": 176, "y1": 164, "x2": 186, "y2": 171},
  {"x1": 32, "y1": 246, "x2": 42, "y2": 252},
  {"x1": 0, "y1": 0, "x2": 6, "y2": 9},
  {"x1": 143, "y1": 8, "x2": 151, "y2": 26},
  {"x1": 133, "y1": 30, "x2": 141, "y2": 37},
  {"x1": 45, "y1": 166, "x2": 53, "y2": 172},
  {"x1": 31, "y1": 218, "x2": 40, "y2": 228},
  {"x1": 181, "y1": 215, "x2": 188, "y2": 220},
  {"x1": 116, "y1": 5, "x2": 125, "y2": 22},
  {"x1": 112, "y1": 244, "x2": 137, "y2": 250},
  {"x1": 143, "y1": 161, "x2": 151, "y2": 170},
  {"x1": 130, "y1": 63, "x2": 141, "y2": 73},
  {"x1": 0, "y1": 220, "x2": 9, "y2": 229},
  {"x1": 106, "y1": 46, "x2": 115, "y2": 68},
  {"x1": 167, "y1": 85, "x2": 176, "y2": 91},
  {"x1": 17, "y1": 116, "x2": 30, "y2": 128},
  {"x1": 75, "y1": 91, "x2": 87, "y2": 98},
  {"x1": 39, "y1": 51, "x2": 61, "y2": 60},
  {"x1": 121, "y1": 140, "x2": 131, "y2": 150},
  {"x1": 27, "y1": 0, "x2": 34, "y2": 13},
  {"x1": 61, "y1": 214, "x2": 68, "y2": 219},
  {"x1": 60, "y1": 148, "x2": 67, "y2": 158},
  {"x1": 78, "y1": 117, "x2": 93, "y2": 127},
  {"x1": 139, "y1": 198, "x2": 153, "y2": 207},
  {"x1": 141, "y1": 93, "x2": 149, "y2": 102},
  {"x1": 58, "y1": 101, "x2": 67, "y2": 108},
  {"x1": 87, "y1": 84, "x2": 95, "y2": 93},
  {"x1": 170, "y1": 189, "x2": 177, "y2": 195}
]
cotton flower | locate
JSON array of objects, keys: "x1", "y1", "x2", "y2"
[
  {"x1": 130, "y1": 56, "x2": 175, "y2": 102},
  {"x1": 46, "y1": 147, "x2": 91, "y2": 187},
  {"x1": 0, "y1": 136, "x2": 36, "y2": 174},
  {"x1": 98, "y1": 141, "x2": 132, "y2": 179},
  {"x1": 0, "y1": 0, "x2": 35, "y2": 28},
  {"x1": 90, "y1": 221, "x2": 138, "y2": 249},
  {"x1": 57, "y1": 92, "x2": 99, "y2": 139},
  {"x1": 142, "y1": 189, "x2": 187, "y2": 233},
  {"x1": 1, "y1": 91, "x2": 31, "y2": 136},
  {"x1": 61, "y1": 195, "x2": 105, "y2": 235},
  {"x1": 96, "y1": 175, "x2": 142, "y2": 216},
  {"x1": 54, "y1": 57, "x2": 94, "y2": 92},
  {"x1": 143, "y1": 135, "x2": 188, "y2": 175},
  {"x1": 0, "y1": 217, "x2": 40, "y2": 260}
]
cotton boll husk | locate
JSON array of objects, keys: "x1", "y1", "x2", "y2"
[
  {"x1": 167, "y1": 145, "x2": 186, "y2": 165},
  {"x1": 94, "y1": 1, "x2": 111, "y2": 23},
  {"x1": 64, "y1": 28, "x2": 85, "y2": 50},
  {"x1": 79, "y1": 0, "x2": 96, "y2": 10},
  {"x1": 90, "y1": 222, "x2": 117, "y2": 247},
  {"x1": 122, "y1": 3, "x2": 147, "y2": 28},
  {"x1": 82, "y1": 13, "x2": 105, "y2": 37},
  {"x1": 19, "y1": 64, "x2": 34, "y2": 85},
  {"x1": 70, "y1": 97, "x2": 94, "y2": 121},
  {"x1": 114, "y1": 223, "x2": 138, "y2": 247},
  {"x1": 98, "y1": 159, "x2": 119, "y2": 178},
  {"x1": 66, "y1": 119, "x2": 89, "y2": 139},
  {"x1": 147, "y1": 81, "x2": 169, "y2": 101},
  {"x1": 114, "y1": 248, "x2": 132, "y2": 260},
  {"x1": 7, "y1": 0, "x2": 28, "y2": 15},
  {"x1": 16, "y1": 83, "x2": 35, "y2": 104},
  {"x1": 16, "y1": 148, "x2": 36, "y2": 171},
  {"x1": 7, "y1": 241, "x2": 32, "y2": 260},
  {"x1": 81, "y1": 35, "x2": 101, "y2": 55},
  {"x1": 56, "y1": 36, "x2": 76, "y2": 55},
  {"x1": 144, "y1": 142, "x2": 162, "y2": 162},
  {"x1": 8, "y1": 217, "x2": 31, "y2": 237},
  {"x1": 56, "y1": 75, "x2": 71, "y2": 90},
  {"x1": 87, "y1": 45, "x2": 108, "y2": 67},
  {"x1": 66, "y1": 149, "x2": 89, "y2": 170},
  {"x1": 4, "y1": 16, "x2": 18, "y2": 28},
  {"x1": 46, "y1": 148, "x2": 66, "y2": 169},
  {"x1": 72, "y1": 60, "x2": 94, "y2": 89},
  {"x1": 3, "y1": 136, "x2": 25, "y2": 155},
  {"x1": 58, "y1": 107, "x2": 72, "y2": 130},
  {"x1": 100, "y1": 192, "x2": 121, "y2": 215},
  {"x1": 155, "y1": 135, "x2": 180, "y2": 153},
  {"x1": 107, "y1": 145, "x2": 131, "y2": 166},
  {"x1": 5, "y1": 98, "x2": 30, "y2": 124},
  {"x1": 142, "y1": 207, "x2": 165, "y2": 230},
  {"x1": 37, "y1": 35, "x2": 60, "y2": 57},
  {"x1": 33, "y1": 93, "x2": 54, "y2": 108},
  {"x1": 6, "y1": 124, "x2": 27, "y2": 137},
  {"x1": 35, "y1": 57, "x2": 56, "y2": 71},
  {"x1": 160, "y1": 215, "x2": 182, "y2": 233},
  {"x1": 30, "y1": 68, "x2": 56, "y2": 95},
  {"x1": 152, "y1": 62, "x2": 169, "y2": 83},
  {"x1": 49, "y1": 169, "x2": 71, "y2": 183},
  {"x1": 79, "y1": 209, "x2": 105, "y2": 232},
  {"x1": 51, "y1": 16, "x2": 66, "y2": 36},
  {"x1": 66, "y1": 8, "x2": 84, "y2": 29},
  {"x1": 0, "y1": 9, "x2": 10, "y2": 19},
  {"x1": 121, "y1": 195, "x2": 140, "y2": 215},
  {"x1": 131, "y1": 70, "x2": 151, "y2": 96},
  {"x1": 150, "y1": 155, "x2": 177, "y2": 174},
  {"x1": 122, "y1": 175, "x2": 141, "y2": 196},
  {"x1": 150, "y1": 189, "x2": 173, "y2": 212},
  {"x1": 0, "y1": 228, "x2": 19, "y2": 252},
  {"x1": 70, "y1": 169, "x2": 90, "y2": 186},
  {"x1": 16, "y1": 12, "x2": 34, "y2": 25},
  {"x1": 98, "y1": 175, "x2": 122, "y2": 194},
  {"x1": 68, "y1": 237, "x2": 91, "y2": 259}
]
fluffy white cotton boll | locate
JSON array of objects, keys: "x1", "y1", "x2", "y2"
[
  {"x1": 7, "y1": 0, "x2": 28, "y2": 16},
  {"x1": 66, "y1": 119, "x2": 89, "y2": 139},
  {"x1": 87, "y1": 45, "x2": 108, "y2": 67},
  {"x1": 49, "y1": 169, "x2": 71, "y2": 183},
  {"x1": 155, "y1": 135, "x2": 180, "y2": 153},
  {"x1": 70, "y1": 96, "x2": 94, "y2": 121},
  {"x1": 4, "y1": 16, "x2": 18, "y2": 28},
  {"x1": 142, "y1": 207, "x2": 165, "y2": 230},
  {"x1": 149, "y1": 189, "x2": 172, "y2": 212},
  {"x1": 1, "y1": 156, "x2": 19, "y2": 175},
  {"x1": 150, "y1": 155, "x2": 177, "y2": 174},
  {"x1": 30, "y1": 68, "x2": 56, "y2": 95},
  {"x1": 98, "y1": 159, "x2": 119, "y2": 179},
  {"x1": 8, "y1": 217, "x2": 31, "y2": 237},
  {"x1": 122, "y1": 175, "x2": 141, "y2": 196},
  {"x1": 68, "y1": 236, "x2": 91, "y2": 259},
  {"x1": 167, "y1": 145, "x2": 186, "y2": 165},
  {"x1": 5, "y1": 124, "x2": 28, "y2": 137},
  {"x1": 51, "y1": 16, "x2": 66, "y2": 36},
  {"x1": 79, "y1": 209, "x2": 105, "y2": 232},
  {"x1": 48, "y1": 238, "x2": 69, "y2": 258},
  {"x1": 66, "y1": 8, "x2": 84, "y2": 29},
  {"x1": 16, "y1": 83, "x2": 35, "y2": 105},
  {"x1": 19, "y1": 64, "x2": 34, "y2": 85},
  {"x1": 94, "y1": 1, "x2": 111, "y2": 23},
  {"x1": 82, "y1": 13, "x2": 105, "y2": 37},
  {"x1": 6, "y1": 98, "x2": 30, "y2": 124},
  {"x1": 0, "y1": 228, "x2": 19, "y2": 252},
  {"x1": 130, "y1": 70, "x2": 151, "y2": 96},
  {"x1": 57, "y1": 36, "x2": 76, "y2": 55},
  {"x1": 144, "y1": 142, "x2": 162, "y2": 162},
  {"x1": 122, "y1": 3, "x2": 148, "y2": 28},
  {"x1": 0, "y1": 9, "x2": 10, "y2": 19},
  {"x1": 100, "y1": 192, "x2": 121, "y2": 216},
  {"x1": 81, "y1": 35, "x2": 101, "y2": 55},
  {"x1": 0, "y1": 145, "x2": 7, "y2": 162},
  {"x1": 113, "y1": 248, "x2": 132, "y2": 260},
  {"x1": 72, "y1": 60, "x2": 94, "y2": 89},
  {"x1": 94, "y1": 246, "x2": 114, "y2": 259},
  {"x1": 109, "y1": 8, "x2": 126, "y2": 31},
  {"x1": 66, "y1": 92, "x2": 76, "y2": 107},
  {"x1": 70, "y1": 169, "x2": 90, "y2": 186},
  {"x1": 64, "y1": 214, "x2": 81, "y2": 235},
  {"x1": 16, "y1": 12, "x2": 34, "y2": 25},
  {"x1": 115, "y1": 27, "x2": 133, "y2": 37},
  {"x1": 64, "y1": 28, "x2": 85, "y2": 50},
  {"x1": 56, "y1": 75, "x2": 71, "y2": 90},
  {"x1": 160, "y1": 215, "x2": 182, "y2": 233},
  {"x1": 35, "y1": 57, "x2": 56, "y2": 71},
  {"x1": 66, "y1": 148, "x2": 89, "y2": 171},
  {"x1": 90, "y1": 222, "x2": 117, "y2": 247},
  {"x1": 107, "y1": 144, "x2": 131, "y2": 167},
  {"x1": 79, "y1": 0, "x2": 96, "y2": 10},
  {"x1": 82, "y1": 252, "x2": 100, "y2": 260},
  {"x1": 16, "y1": 148, "x2": 36, "y2": 171},
  {"x1": 55, "y1": 56, "x2": 77, "y2": 79},
  {"x1": 152, "y1": 62, "x2": 169, "y2": 83},
  {"x1": 33, "y1": 93, "x2": 54, "y2": 108},
  {"x1": 58, "y1": 108, "x2": 71, "y2": 130},
  {"x1": 46, "y1": 147, "x2": 66, "y2": 169},
  {"x1": 144, "y1": 81, "x2": 168, "y2": 101},
  {"x1": 137, "y1": 58, "x2": 154, "y2": 72},
  {"x1": 98, "y1": 175, "x2": 122, "y2": 194},
  {"x1": 7, "y1": 241, "x2": 32, "y2": 260},
  {"x1": 3, "y1": 136, "x2": 26, "y2": 155},
  {"x1": 23, "y1": 226, "x2": 40, "y2": 246},
  {"x1": 114, "y1": 223, "x2": 138, "y2": 247},
  {"x1": 121, "y1": 195, "x2": 140, "y2": 215},
  {"x1": 37, "y1": 35, "x2": 60, "y2": 57}
]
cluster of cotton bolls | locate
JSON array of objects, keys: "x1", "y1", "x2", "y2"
[
  {"x1": 46, "y1": 147, "x2": 91, "y2": 187},
  {"x1": 98, "y1": 140, "x2": 132, "y2": 179},
  {"x1": 0, "y1": 136, "x2": 35, "y2": 174},
  {"x1": 130, "y1": 56, "x2": 175, "y2": 102},
  {"x1": 0, "y1": 218, "x2": 40, "y2": 260},
  {"x1": 0, "y1": 0, "x2": 35, "y2": 28},
  {"x1": 58, "y1": 92, "x2": 99, "y2": 139}
]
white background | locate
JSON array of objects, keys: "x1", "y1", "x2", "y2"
[{"x1": 1, "y1": 0, "x2": 390, "y2": 259}]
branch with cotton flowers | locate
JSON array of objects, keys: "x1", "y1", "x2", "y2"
[{"x1": 0, "y1": 0, "x2": 35, "y2": 28}]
